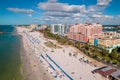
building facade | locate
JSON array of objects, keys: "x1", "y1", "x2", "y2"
[
  {"x1": 67, "y1": 23, "x2": 103, "y2": 42},
  {"x1": 98, "y1": 38, "x2": 120, "y2": 47},
  {"x1": 28, "y1": 24, "x2": 38, "y2": 30},
  {"x1": 50, "y1": 24, "x2": 70, "y2": 36},
  {"x1": 103, "y1": 31, "x2": 120, "y2": 38}
]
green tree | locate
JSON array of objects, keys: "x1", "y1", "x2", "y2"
[
  {"x1": 109, "y1": 52, "x2": 118, "y2": 59},
  {"x1": 74, "y1": 42, "x2": 80, "y2": 48},
  {"x1": 101, "y1": 49, "x2": 109, "y2": 57},
  {"x1": 84, "y1": 44, "x2": 89, "y2": 51}
]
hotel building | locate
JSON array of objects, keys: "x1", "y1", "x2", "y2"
[
  {"x1": 67, "y1": 23, "x2": 103, "y2": 43},
  {"x1": 50, "y1": 24, "x2": 70, "y2": 36}
]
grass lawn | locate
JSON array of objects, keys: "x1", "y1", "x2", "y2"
[{"x1": 44, "y1": 41, "x2": 62, "y2": 49}]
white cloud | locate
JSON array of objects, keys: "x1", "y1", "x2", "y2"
[
  {"x1": 86, "y1": 0, "x2": 112, "y2": 17},
  {"x1": 88, "y1": 6, "x2": 96, "y2": 12},
  {"x1": 73, "y1": 13, "x2": 83, "y2": 17},
  {"x1": 91, "y1": 14, "x2": 102, "y2": 18},
  {"x1": 28, "y1": 14, "x2": 32, "y2": 17},
  {"x1": 37, "y1": 0, "x2": 87, "y2": 24},
  {"x1": 38, "y1": 2, "x2": 86, "y2": 13},
  {"x1": 115, "y1": 15, "x2": 120, "y2": 19},
  {"x1": 45, "y1": 11, "x2": 72, "y2": 17},
  {"x1": 7, "y1": 8, "x2": 35, "y2": 16},
  {"x1": 104, "y1": 15, "x2": 113, "y2": 19},
  {"x1": 36, "y1": 0, "x2": 88, "y2": 24},
  {"x1": 97, "y1": 0, "x2": 112, "y2": 6},
  {"x1": 86, "y1": 14, "x2": 115, "y2": 25},
  {"x1": 91, "y1": 14, "x2": 113, "y2": 19},
  {"x1": 35, "y1": 0, "x2": 118, "y2": 25},
  {"x1": 48, "y1": 0, "x2": 57, "y2": 2}
]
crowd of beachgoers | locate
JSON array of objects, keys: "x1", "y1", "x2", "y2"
[{"x1": 16, "y1": 27, "x2": 107, "y2": 80}]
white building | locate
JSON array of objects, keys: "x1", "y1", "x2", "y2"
[{"x1": 50, "y1": 24, "x2": 70, "y2": 36}]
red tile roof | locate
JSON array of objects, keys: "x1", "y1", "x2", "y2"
[
  {"x1": 96, "y1": 69, "x2": 117, "y2": 77},
  {"x1": 117, "y1": 75, "x2": 120, "y2": 79}
]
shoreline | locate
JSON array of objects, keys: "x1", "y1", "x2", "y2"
[
  {"x1": 16, "y1": 27, "x2": 53, "y2": 80},
  {"x1": 16, "y1": 29, "x2": 25, "y2": 80},
  {"x1": 19, "y1": 35, "x2": 26, "y2": 80}
]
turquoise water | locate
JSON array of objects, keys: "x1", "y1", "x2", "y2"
[{"x1": 0, "y1": 25, "x2": 23, "y2": 80}]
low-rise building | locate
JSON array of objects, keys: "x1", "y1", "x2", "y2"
[
  {"x1": 93, "y1": 66, "x2": 120, "y2": 80},
  {"x1": 89, "y1": 31, "x2": 120, "y2": 48},
  {"x1": 89, "y1": 36, "x2": 120, "y2": 53},
  {"x1": 103, "y1": 31, "x2": 120, "y2": 38},
  {"x1": 28, "y1": 24, "x2": 38, "y2": 30},
  {"x1": 99, "y1": 38, "x2": 120, "y2": 47},
  {"x1": 109, "y1": 70, "x2": 120, "y2": 80},
  {"x1": 93, "y1": 66, "x2": 117, "y2": 79}
]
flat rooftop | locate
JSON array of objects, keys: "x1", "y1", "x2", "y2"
[
  {"x1": 99, "y1": 37, "x2": 120, "y2": 40},
  {"x1": 110, "y1": 70, "x2": 120, "y2": 80},
  {"x1": 95, "y1": 66, "x2": 117, "y2": 77},
  {"x1": 101, "y1": 66, "x2": 113, "y2": 72}
]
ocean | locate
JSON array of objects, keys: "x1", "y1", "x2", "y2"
[{"x1": 0, "y1": 25, "x2": 23, "y2": 80}]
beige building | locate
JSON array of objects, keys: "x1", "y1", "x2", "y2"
[
  {"x1": 90, "y1": 37, "x2": 120, "y2": 48},
  {"x1": 103, "y1": 32, "x2": 120, "y2": 38},
  {"x1": 99, "y1": 38, "x2": 120, "y2": 47},
  {"x1": 89, "y1": 31, "x2": 120, "y2": 48},
  {"x1": 28, "y1": 24, "x2": 38, "y2": 30}
]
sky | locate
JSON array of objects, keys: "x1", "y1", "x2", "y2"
[{"x1": 0, "y1": 0, "x2": 120, "y2": 25}]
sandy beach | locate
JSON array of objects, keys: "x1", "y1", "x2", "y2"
[
  {"x1": 16, "y1": 27, "x2": 107, "y2": 80},
  {"x1": 17, "y1": 28, "x2": 53, "y2": 80}
]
